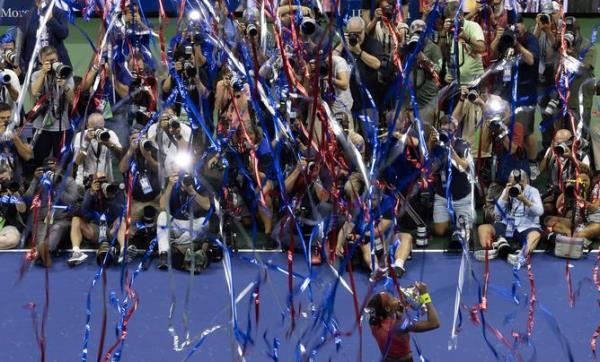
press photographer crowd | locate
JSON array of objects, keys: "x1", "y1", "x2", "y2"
[{"x1": 0, "y1": 0, "x2": 598, "y2": 278}]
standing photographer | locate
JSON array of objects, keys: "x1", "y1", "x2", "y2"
[
  {"x1": 68, "y1": 172, "x2": 125, "y2": 266},
  {"x1": 0, "y1": 48, "x2": 21, "y2": 107},
  {"x1": 28, "y1": 46, "x2": 74, "y2": 168},
  {"x1": 477, "y1": 169, "x2": 543, "y2": 265},
  {"x1": 407, "y1": 19, "x2": 443, "y2": 111},
  {"x1": 491, "y1": 15, "x2": 540, "y2": 179},
  {"x1": 72, "y1": 113, "x2": 123, "y2": 187},
  {"x1": 26, "y1": 158, "x2": 80, "y2": 266},
  {"x1": 156, "y1": 170, "x2": 212, "y2": 270},
  {"x1": 17, "y1": 0, "x2": 71, "y2": 70}
]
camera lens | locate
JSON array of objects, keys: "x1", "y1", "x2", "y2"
[
  {"x1": 554, "y1": 143, "x2": 567, "y2": 156},
  {"x1": 0, "y1": 72, "x2": 10, "y2": 85},
  {"x1": 509, "y1": 185, "x2": 521, "y2": 198},
  {"x1": 467, "y1": 89, "x2": 478, "y2": 102},
  {"x1": 348, "y1": 33, "x2": 359, "y2": 47},
  {"x1": 182, "y1": 174, "x2": 194, "y2": 186},
  {"x1": 169, "y1": 119, "x2": 180, "y2": 129}
]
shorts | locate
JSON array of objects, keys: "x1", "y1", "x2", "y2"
[
  {"x1": 433, "y1": 193, "x2": 474, "y2": 225},
  {"x1": 493, "y1": 222, "x2": 541, "y2": 246},
  {"x1": 515, "y1": 106, "x2": 535, "y2": 136}
]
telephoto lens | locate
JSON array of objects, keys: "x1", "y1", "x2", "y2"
[
  {"x1": 95, "y1": 129, "x2": 111, "y2": 142},
  {"x1": 0, "y1": 72, "x2": 10, "y2": 85},
  {"x1": 467, "y1": 89, "x2": 478, "y2": 102},
  {"x1": 182, "y1": 174, "x2": 194, "y2": 187},
  {"x1": 553, "y1": 143, "x2": 569, "y2": 156},
  {"x1": 509, "y1": 184, "x2": 522, "y2": 198},
  {"x1": 246, "y1": 23, "x2": 258, "y2": 36},
  {"x1": 348, "y1": 33, "x2": 359, "y2": 47},
  {"x1": 52, "y1": 62, "x2": 73, "y2": 78},
  {"x1": 169, "y1": 119, "x2": 181, "y2": 129}
]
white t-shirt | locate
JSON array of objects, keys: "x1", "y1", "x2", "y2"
[
  {"x1": 72, "y1": 129, "x2": 122, "y2": 185},
  {"x1": 331, "y1": 55, "x2": 354, "y2": 114},
  {"x1": 0, "y1": 68, "x2": 20, "y2": 107},
  {"x1": 146, "y1": 122, "x2": 192, "y2": 175}
]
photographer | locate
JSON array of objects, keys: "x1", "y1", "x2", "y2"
[
  {"x1": 72, "y1": 113, "x2": 123, "y2": 187},
  {"x1": 68, "y1": 172, "x2": 126, "y2": 266},
  {"x1": 451, "y1": 86, "x2": 485, "y2": 144},
  {"x1": 26, "y1": 158, "x2": 80, "y2": 266},
  {"x1": 336, "y1": 17, "x2": 385, "y2": 114},
  {"x1": 544, "y1": 173, "x2": 600, "y2": 245},
  {"x1": 161, "y1": 44, "x2": 209, "y2": 113},
  {"x1": 440, "y1": 2, "x2": 485, "y2": 86},
  {"x1": 0, "y1": 43, "x2": 21, "y2": 106},
  {"x1": 491, "y1": 15, "x2": 540, "y2": 179},
  {"x1": 17, "y1": 0, "x2": 71, "y2": 71},
  {"x1": 146, "y1": 108, "x2": 191, "y2": 175},
  {"x1": 407, "y1": 19, "x2": 443, "y2": 111},
  {"x1": 539, "y1": 129, "x2": 590, "y2": 214},
  {"x1": 0, "y1": 166, "x2": 26, "y2": 250},
  {"x1": 118, "y1": 125, "x2": 160, "y2": 242},
  {"x1": 156, "y1": 169, "x2": 212, "y2": 270},
  {"x1": 306, "y1": 51, "x2": 353, "y2": 117},
  {"x1": 0, "y1": 103, "x2": 33, "y2": 182},
  {"x1": 534, "y1": 1, "x2": 561, "y2": 89},
  {"x1": 1, "y1": 32, "x2": 22, "y2": 77},
  {"x1": 112, "y1": 1, "x2": 153, "y2": 66},
  {"x1": 426, "y1": 123, "x2": 475, "y2": 242},
  {"x1": 28, "y1": 46, "x2": 74, "y2": 168},
  {"x1": 477, "y1": 169, "x2": 543, "y2": 265}
]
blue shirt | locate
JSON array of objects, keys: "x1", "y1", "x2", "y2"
[{"x1": 495, "y1": 184, "x2": 543, "y2": 233}]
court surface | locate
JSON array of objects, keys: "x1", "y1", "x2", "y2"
[{"x1": 0, "y1": 250, "x2": 598, "y2": 361}]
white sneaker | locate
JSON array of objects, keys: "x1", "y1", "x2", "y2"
[
  {"x1": 507, "y1": 251, "x2": 524, "y2": 267},
  {"x1": 529, "y1": 163, "x2": 540, "y2": 181},
  {"x1": 67, "y1": 251, "x2": 88, "y2": 267}
]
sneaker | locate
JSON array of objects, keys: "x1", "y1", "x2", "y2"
[
  {"x1": 392, "y1": 261, "x2": 405, "y2": 278},
  {"x1": 493, "y1": 237, "x2": 511, "y2": 258},
  {"x1": 530, "y1": 163, "x2": 540, "y2": 181},
  {"x1": 157, "y1": 252, "x2": 169, "y2": 270},
  {"x1": 583, "y1": 238, "x2": 593, "y2": 254},
  {"x1": 68, "y1": 251, "x2": 88, "y2": 267},
  {"x1": 369, "y1": 267, "x2": 388, "y2": 283},
  {"x1": 507, "y1": 251, "x2": 524, "y2": 267}
]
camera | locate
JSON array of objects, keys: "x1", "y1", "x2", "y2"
[
  {"x1": 183, "y1": 61, "x2": 196, "y2": 78},
  {"x1": 554, "y1": 142, "x2": 570, "y2": 156},
  {"x1": 51, "y1": 62, "x2": 72, "y2": 79},
  {"x1": 134, "y1": 106, "x2": 153, "y2": 125},
  {"x1": 488, "y1": 118, "x2": 508, "y2": 141},
  {"x1": 540, "y1": 14, "x2": 550, "y2": 25},
  {"x1": 498, "y1": 25, "x2": 516, "y2": 55},
  {"x1": 141, "y1": 138, "x2": 154, "y2": 151},
  {"x1": 0, "y1": 72, "x2": 10, "y2": 85},
  {"x1": 437, "y1": 129, "x2": 452, "y2": 146},
  {"x1": 509, "y1": 183, "x2": 522, "y2": 198},
  {"x1": 246, "y1": 23, "x2": 258, "y2": 37},
  {"x1": 565, "y1": 16, "x2": 575, "y2": 32},
  {"x1": 564, "y1": 181, "x2": 577, "y2": 200},
  {"x1": 209, "y1": 158, "x2": 227, "y2": 171},
  {"x1": 542, "y1": 98, "x2": 561, "y2": 118},
  {"x1": 406, "y1": 33, "x2": 420, "y2": 53},
  {"x1": 467, "y1": 89, "x2": 478, "y2": 102},
  {"x1": 348, "y1": 33, "x2": 359, "y2": 47},
  {"x1": 100, "y1": 181, "x2": 119, "y2": 197},
  {"x1": 94, "y1": 128, "x2": 111, "y2": 142},
  {"x1": 383, "y1": 5, "x2": 395, "y2": 19},
  {"x1": 2, "y1": 50, "x2": 16, "y2": 65},
  {"x1": 300, "y1": 17, "x2": 318, "y2": 36},
  {"x1": 0, "y1": 180, "x2": 20, "y2": 193},
  {"x1": 169, "y1": 119, "x2": 180, "y2": 129},
  {"x1": 182, "y1": 173, "x2": 195, "y2": 187}
]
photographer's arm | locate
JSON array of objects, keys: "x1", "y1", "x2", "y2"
[
  {"x1": 191, "y1": 190, "x2": 211, "y2": 211},
  {"x1": 359, "y1": 50, "x2": 381, "y2": 70},
  {"x1": 284, "y1": 163, "x2": 302, "y2": 194},
  {"x1": 332, "y1": 69, "x2": 350, "y2": 91},
  {"x1": 515, "y1": 42, "x2": 534, "y2": 66},
  {"x1": 46, "y1": 9, "x2": 69, "y2": 40},
  {"x1": 7, "y1": 82, "x2": 19, "y2": 102},
  {"x1": 525, "y1": 189, "x2": 544, "y2": 216},
  {"x1": 30, "y1": 71, "x2": 47, "y2": 98},
  {"x1": 139, "y1": 146, "x2": 159, "y2": 172},
  {"x1": 12, "y1": 134, "x2": 33, "y2": 161},
  {"x1": 118, "y1": 145, "x2": 135, "y2": 173},
  {"x1": 159, "y1": 181, "x2": 174, "y2": 211}
]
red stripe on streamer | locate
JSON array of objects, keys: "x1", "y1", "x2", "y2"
[
  {"x1": 526, "y1": 254, "x2": 536, "y2": 337},
  {"x1": 96, "y1": 269, "x2": 108, "y2": 362},
  {"x1": 287, "y1": 227, "x2": 297, "y2": 334}
]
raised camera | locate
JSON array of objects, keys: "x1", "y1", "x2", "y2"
[
  {"x1": 95, "y1": 128, "x2": 111, "y2": 142},
  {"x1": 51, "y1": 62, "x2": 72, "y2": 79}
]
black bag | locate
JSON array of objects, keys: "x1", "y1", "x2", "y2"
[{"x1": 171, "y1": 243, "x2": 210, "y2": 274}]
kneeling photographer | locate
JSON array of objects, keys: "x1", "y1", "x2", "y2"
[
  {"x1": 68, "y1": 172, "x2": 125, "y2": 267},
  {"x1": 539, "y1": 129, "x2": 590, "y2": 215},
  {"x1": 26, "y1": 158, "x2": 80, "y2": 266},
  {"x1": 156, "y1": 163, "x2": 213, "y2": 271},
  {"x1": 118, "y1": 125, "x2": 161, "y2": 261},
  {"x1": 426, "y1": 121, "x2": 474, "y2": 249},
  {"x1": 0, "y1": 166, "x2": 26, "y2": 250},
  {"x1": 543, "y1": 173, "x2": 596, "y2": 258},
  {"x1": 477, "y1": 169, "x2": 543, "y2": 265}
]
